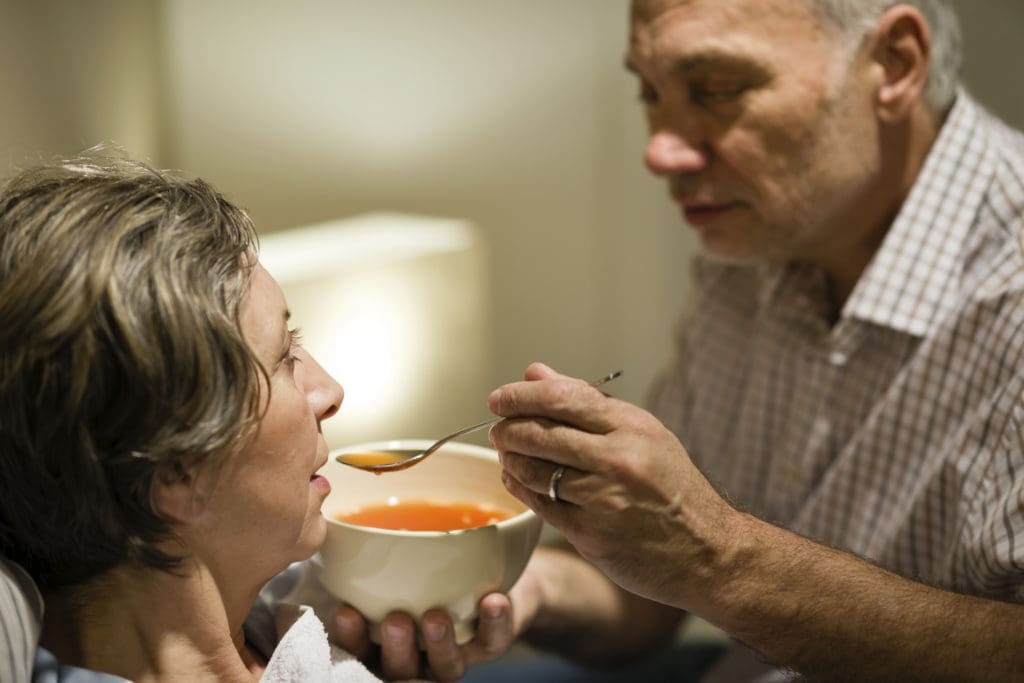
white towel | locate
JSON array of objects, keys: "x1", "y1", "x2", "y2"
[{"x1": 262, "y1": 602, "x2": 382, "y2": 683}]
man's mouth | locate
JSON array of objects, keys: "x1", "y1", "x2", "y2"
[{"x1": 680, "y1": 200, "x2": 740, "y2": 226}]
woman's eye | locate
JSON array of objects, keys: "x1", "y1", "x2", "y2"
[{"x1": 285, "y1": 327, "x2": 304, "y2": 367}]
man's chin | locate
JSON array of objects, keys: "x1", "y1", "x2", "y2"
[{"x1": 696, "y1": 236, "x2": 763, "y2": 266}]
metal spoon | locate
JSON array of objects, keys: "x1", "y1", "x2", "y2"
[{"x1": 336, "y1": 370, "x2": 623, "y2": 474}]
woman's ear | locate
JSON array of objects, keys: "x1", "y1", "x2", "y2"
[
  {"x1": 871, "y1": 5, "x2": 931, "y2": 124},
  {"x1": 150, "y1": 462, "x2": 206, "y2": 524}
]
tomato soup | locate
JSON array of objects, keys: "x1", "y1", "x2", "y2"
[
  {"x1": 336, "y1": 451, "x2": 411, "y2": 467},
  {"x1": 336, "y1": 500, "x2": 515, "y2": 531}
]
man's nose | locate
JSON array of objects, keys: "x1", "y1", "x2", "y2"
[{"x1": 644, "y1": 127, "x2": 709, "y2": 177}]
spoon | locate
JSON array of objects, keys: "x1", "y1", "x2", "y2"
[{"x1": 336, "y1": 370, "x2": 623, "y2": 474}]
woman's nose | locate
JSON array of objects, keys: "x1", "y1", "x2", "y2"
[
  {"x1": 644, "y1": 127, "x2": 709, "y2": 177},
  {"x1": 303, "y1": 351, "x2": 343, "y2": 421}
]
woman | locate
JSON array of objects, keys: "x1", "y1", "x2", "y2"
[{"x1": 0, "y1": 154, "x2": 392, "y2": 681}]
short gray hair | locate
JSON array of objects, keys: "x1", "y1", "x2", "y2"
[{"x1": 804, "y1": 0, "x2": 962, "y2": 114}]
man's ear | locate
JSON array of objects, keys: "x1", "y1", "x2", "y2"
[
  {"x1": 870, "y1": 5, "x2": 931, "y2": 124},
  {"x1": 150, "y1": 462, "x2": 206, "y2": 524}
]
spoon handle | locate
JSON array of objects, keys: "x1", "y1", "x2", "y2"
[
  {"x1": 424, "y1": 370, "x2": 623, "y2": 457},
  {"x1": 455, "y1": 371, "x2": 621, "y2": 438}
]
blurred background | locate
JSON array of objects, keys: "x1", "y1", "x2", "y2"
[{"x1": 1, "y1": 0, "x2": 1022, "y2": 450}]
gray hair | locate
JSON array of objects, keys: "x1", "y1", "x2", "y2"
[
  {"x1": 0, "y1": 152, "x2": 263, "y2": 588},
  {"x1": 804, "y1": 0, "x2": 962, "y2": 114}
]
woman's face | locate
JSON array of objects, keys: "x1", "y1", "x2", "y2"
[{"x1": 191, "y1": 264, "x2": 343, "y2": 584}]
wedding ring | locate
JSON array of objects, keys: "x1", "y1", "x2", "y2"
[{"x1": 547, "y1": 465, "x2": 566, "y2": 503}]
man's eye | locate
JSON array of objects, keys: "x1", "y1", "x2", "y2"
[
  {"x1": 692, "y1": 82, "x2": 748, "y2": 103},
  {"x1": 636, "y1": 80, "x2": 659, "y2": 105}
]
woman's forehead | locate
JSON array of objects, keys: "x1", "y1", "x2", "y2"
[{"x1": 240, "y1": 265, "x2": 289, "y2": 357}]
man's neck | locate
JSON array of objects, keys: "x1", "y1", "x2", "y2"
[{"x1": 821, "y1": 104, "x2": 943, "y2": 313}]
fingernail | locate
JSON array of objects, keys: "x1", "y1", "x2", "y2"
[
  {"x1": 335, "y1": 611, "x2": 356, "y2": 634},
  {"x1": 423, "y1": 620, "x2": 447, "y2": 642},
  {"x1": 383, "y1": 623, "x2": 410, "y2": 644},
  {"x1": 483, "y1": 603, "x2": 504, "y2": 620}
]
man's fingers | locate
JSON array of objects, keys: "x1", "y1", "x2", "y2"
[
  {"x1": 465, "y1": 593, "x2": 515, "y2": 662},
  {"x1": 332, "y1": 605, "x2": 373, "y2": 661},
  {"x1": 522, "y1": 361, "x2": 562, "y2": 381},
  {"x1": 492, "y1": 418, "x2": 608, "y2": 473},
  {"x1": 420, "y1": 611, "x2": 466, "y2": 682},
  {"x1": 378, "y1": 612, "x2": 421, "y2": 681},
  {"x1": 489, "y1": 375, "x2": 619, "y2": 434}
]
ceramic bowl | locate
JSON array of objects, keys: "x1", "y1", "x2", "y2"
[{"x1": 317, "y1": 439, "x2": 542, "y2": 644}]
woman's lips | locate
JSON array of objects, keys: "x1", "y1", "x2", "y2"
[
  {"x1": 310, "y1": 474, "x2": 331, "y2": 494},
  {"x1": 310, "y1": 452, "x2": 330, "y2": 492}
]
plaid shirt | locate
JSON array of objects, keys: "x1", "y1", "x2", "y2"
[{"x1": 652, "y1": 91, "x2": 1024, "y2": 601}]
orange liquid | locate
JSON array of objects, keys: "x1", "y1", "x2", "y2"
[
  {"x1": 336, "y1": 500, "x2": 514, "y2": 531},
  {"x1": 338, "y1": 451, "x2": 410, "y2": 467}
]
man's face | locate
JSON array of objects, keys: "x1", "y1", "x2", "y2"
[{"x1": 628, "y1": 0, "x2": 883, "y2": 265}]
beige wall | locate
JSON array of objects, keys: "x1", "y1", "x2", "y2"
[
  {"x1": 0, "y1": 1, "x2": 1021, "y2": 428},
  {"x1": 154, "y1": 0, "x2": 673, "y2": 410},
  {"x1": 954, "y1": 0, "x2": 1024, "y2": 126},
  {"x1": 0, "y1": 1, "x2": 162, "y2": 169}
]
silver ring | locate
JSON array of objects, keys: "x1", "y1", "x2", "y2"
[{"x1": 547, "y1": 465, "x2": 566, "y2": 503}]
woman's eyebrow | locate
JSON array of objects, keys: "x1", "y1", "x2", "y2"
[{"x1": 277, "y1": 309, "x2": 293, "y2": 359}]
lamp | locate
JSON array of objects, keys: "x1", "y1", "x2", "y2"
[{"x1": 258, "y1": 212, "x2": 492, "y2": 450}]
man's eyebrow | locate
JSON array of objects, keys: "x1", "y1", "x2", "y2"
[{"x1": 625, "y1": 51, "x2": 767, "y2": 78}]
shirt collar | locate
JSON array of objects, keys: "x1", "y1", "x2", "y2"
[{"x1": 842, "y1": 91, "x2": 998, "y2": 336}]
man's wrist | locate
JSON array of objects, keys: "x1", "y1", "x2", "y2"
[{"x1": 689, "y1": 506, "x2": 768, "y2": 620}]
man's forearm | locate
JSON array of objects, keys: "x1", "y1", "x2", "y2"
[
  {"x1": 524, "y1": 546, "x2": 685, "y2": 666},
  {"x1": 705, "y1": 513, "x2": 1024, "y2": 682}
]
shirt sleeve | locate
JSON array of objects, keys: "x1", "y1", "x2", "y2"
[{"x1": 1, "y1": 556, "x2": 42, "y2": 683}]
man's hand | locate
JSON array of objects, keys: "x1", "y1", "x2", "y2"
[
  {"x1": 489, "y1": 362, "x2": 738, "y2": 611},
  {"x1": 329, "y1": 560, "x2": 544, "y2": 682}
]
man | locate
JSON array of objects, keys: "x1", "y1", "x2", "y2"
[{"x1": 336, "y1": 0, "x2": 1024, "y2": 680}]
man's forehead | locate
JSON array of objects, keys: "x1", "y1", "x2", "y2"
[
  {"x1": 628, "y1": 0, "x2": 824, "y2": 65},
  {"x1": 630, "y1": 0, "x2": 810, "y2": 24}
]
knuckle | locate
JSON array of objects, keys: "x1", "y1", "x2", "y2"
[
  {"x1": 501, "y1": 387, "x2": 524, "y2": 416},
  {"x1": 480, "y1": 634, "x2": 509, "y2": 659},
  {"x1": 511, "y1": 452, "x2": 544, "y2": 483},
  {"x1": 427, "y1": 650, "x2": 464, "y2": 682},
  {"x1": 546, "y1": 380, "x2": 576, "y2": 411}
]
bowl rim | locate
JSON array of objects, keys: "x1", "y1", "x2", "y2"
[{"x1": 323, "y1": 438, "x2": 539, "y2": 537}]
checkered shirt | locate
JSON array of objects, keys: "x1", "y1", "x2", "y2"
[{"x1": 651, "y1": 91, "x2": 1024, "y2": 600}]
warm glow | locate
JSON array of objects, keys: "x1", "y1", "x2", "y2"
[{"x1": 258, "y1": 212, "x2": 490, "y2": 448}]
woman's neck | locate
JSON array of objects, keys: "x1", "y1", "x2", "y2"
[{"x1": 41, "y1": 562, "x2": 266, "y2": 682}]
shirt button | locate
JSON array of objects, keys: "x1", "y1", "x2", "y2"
[{"x1": 828, "y1": 350, "x2": 848, "y2": 366}]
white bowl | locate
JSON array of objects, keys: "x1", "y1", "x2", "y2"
[{"x1": 317, "y1": 439, "x2": 542, "y2": 644}]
